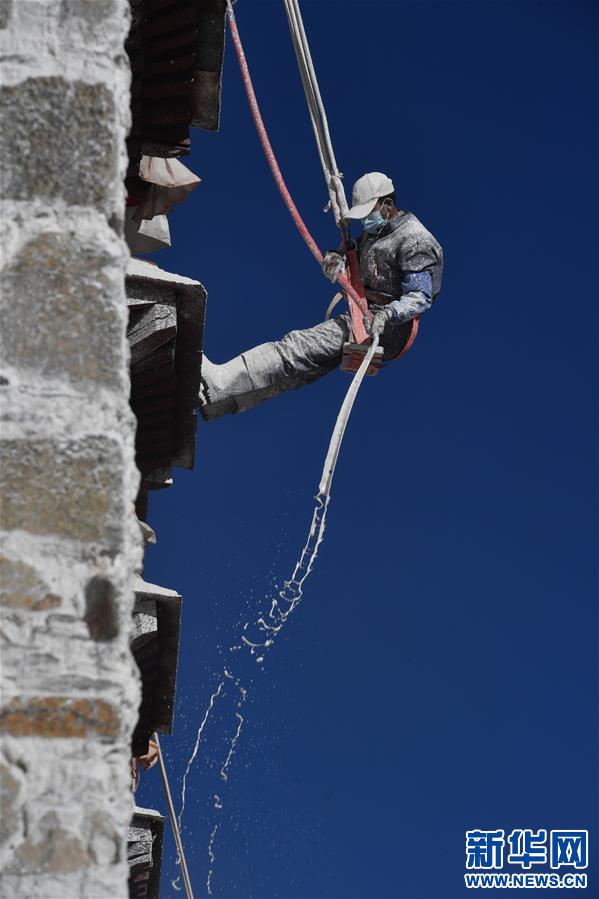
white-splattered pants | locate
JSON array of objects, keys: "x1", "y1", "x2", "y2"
[{"x1": 199, "y1": 312, "x2": 411, "y2": 419}]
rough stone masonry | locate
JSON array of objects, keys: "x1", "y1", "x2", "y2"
[{"x1": 0, "y1": 2, "x2": 141, "y2": 897}]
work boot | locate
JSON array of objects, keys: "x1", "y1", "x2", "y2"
[
  {"x1": 198, "y1": 343, "x2": 285, "y2": 421},
  {"x1": 198, "y1": 356, "x2": 243, "y2": 419}
]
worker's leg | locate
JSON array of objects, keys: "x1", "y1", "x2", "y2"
[{"x1": 199, "y1": 314, "x2": 351, "y2": 419}]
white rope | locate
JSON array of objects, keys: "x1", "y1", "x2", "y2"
[
  {"x1": 283, "y1": 0, "x2": 344, "y2": 228},
  {"x1": 283, "y1": 0, "x2": 330, "y2": 180},
  {"x1": 287, "y1": 0, "x2": 342, "y2": 179},
  {"x1": 283, "y1": 0, "x2": 350, "y2": 227}
]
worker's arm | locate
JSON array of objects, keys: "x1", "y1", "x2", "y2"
[
  {"x1": 367, "y1": 271, "x2": 432, "y2": 337},
  {"x1": 380, "y1": 233, "x2": 438, "y2": 323},
  {"x1": 384, "y1": 270, "x2": 433, "y2": 323}
]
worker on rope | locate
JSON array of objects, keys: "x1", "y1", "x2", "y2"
[{"x1": 198, "y1": 172, "x2": 443, "y2": 420}]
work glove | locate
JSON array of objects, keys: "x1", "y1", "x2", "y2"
[
  {"x1": 365, "y1": 307, "x2": 393, "y2": 339},
  {"x1": 321, "y1": 250, "x2": 346, "y2": 283}
]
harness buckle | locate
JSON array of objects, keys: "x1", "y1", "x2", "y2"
[{"x1": 340, "y1": 342, "x2": 384, "y2": 376}]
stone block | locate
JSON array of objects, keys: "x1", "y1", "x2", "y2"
[
  {"x1": 0, "y1": 696, "x2": 120, "y2": 739},
  {"x1": 87, "y1": 811, "x2": 120, "y2": 866},
  {"x1": 0, "y1": 555, "x2": 61, "y2": 611},
  {"x1": 58, "y1": 0, "x2": 130, "y2": 56},
  {"x1": 0, "y1": 77, "x2": 118, "y2": 210},
  {"x1": 59, "y1": 0, "x2": 120, "y2": 30},
  {"x1": 0, "y1": 0, "x2": 11, "y2": 29},
  {"x1": 0, "y1": 762, "x2": 21, "y2": 845},
  {"x1": 12, "y1": 811, "x2": 89, "y2": 874},
  {"x1": 1, "y1": 231, "x2": 126, "y2": 388},
  {"x1": 0, "y1": 437, "x2": 125, "y2": 550}
]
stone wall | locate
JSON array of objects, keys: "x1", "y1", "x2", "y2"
[{"x1": 0, "y1": 3, "x2": 140, "y2": 897}]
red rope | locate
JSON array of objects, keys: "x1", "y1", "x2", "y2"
[{"x1": 226, "y1": 1, "x2": 369, "y2": 320}]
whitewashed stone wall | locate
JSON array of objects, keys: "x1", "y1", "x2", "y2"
[{"x1": 0, "y1": 3, "x2": 141, "y2": 897}]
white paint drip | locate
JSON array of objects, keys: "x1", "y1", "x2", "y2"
[
  {"x1": 220, "y1": 711, "x2": 244, "y2": 783},
  {"x1": 176, "y1": 679, "x2": 225, "y2": 831},
  {"x1": 206, "y1": 823, "x2": 220, "y2": 896},
  {"x1": 171, "y1": 679, "x2": 226, "y2": 891}
]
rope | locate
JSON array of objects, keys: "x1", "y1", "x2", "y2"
[
  {"x1": 282, "y1": 0, "x2": 346, "y2": 227},
  {"x1": 282, "y1": 1, "x2": 331, "y2": 191},
  {"x1": 283, "y1": 0, "x2": 350, "y2": 230},
  {"x1": 225, "y1": 0, "x2": 368, "y2": 320},
  {"x1": 153, "y1": 732, "x2": 195, "y2": 899},
  {"x1": 284, "y1": 0, "x2": 339, "y2": 179}
]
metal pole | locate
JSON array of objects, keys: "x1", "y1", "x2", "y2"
[{"x1": 153, "y1": 732, "x2": 195, "y2": 899}]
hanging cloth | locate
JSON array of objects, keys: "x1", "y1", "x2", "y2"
[{"x1": 131, "y1": 156, "x2": 201, "y2": 222}]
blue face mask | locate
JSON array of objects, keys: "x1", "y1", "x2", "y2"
[{"x1": 362, "y1": 209, "x2": 386, "y2": 234}]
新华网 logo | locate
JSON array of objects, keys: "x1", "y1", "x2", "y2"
[{"x1": 463, "y1": 828, "x2": 589, "y2": 890}]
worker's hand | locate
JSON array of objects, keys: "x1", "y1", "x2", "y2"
[
  {"x1": 321, "y1": 250, "x2": 346, "y2": 283},
  {"x1": 366, "y1": 308, "x2": 393, "y2": 339},
  {"x1": 137, "y1": 739, "x2": 159, "y2": 770}
]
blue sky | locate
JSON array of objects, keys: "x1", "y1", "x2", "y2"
[{"x1": 137, "y1": 2, "x2": 598, "y2": 897}]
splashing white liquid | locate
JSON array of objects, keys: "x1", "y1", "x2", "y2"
[
  {"x1": 206, "y1": 823, "x2": 220, "y2": 896},
  {"x1": 220, "y1": 712, "x2": 244, "y2": 783},
  {"x1": 235, "y1": 335, "x2": 380, "y2": 665},
  {"x1": 174, "y1": 339, "x2": 380, "y2": 893},
  {"x1": 177, "y1": 679, "x2": 226, "y2": 833},
  {"x1": 171, "y1": 680, "x2": 226, "y2": 892}
]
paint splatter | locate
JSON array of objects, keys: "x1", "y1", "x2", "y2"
[{"x1": 173, "y1": 341, "x2": 380, "y2": 892}]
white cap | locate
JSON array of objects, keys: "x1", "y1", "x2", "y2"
[{"x1": 346, "y1": 172, "x2": 395, "y2": 219}]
